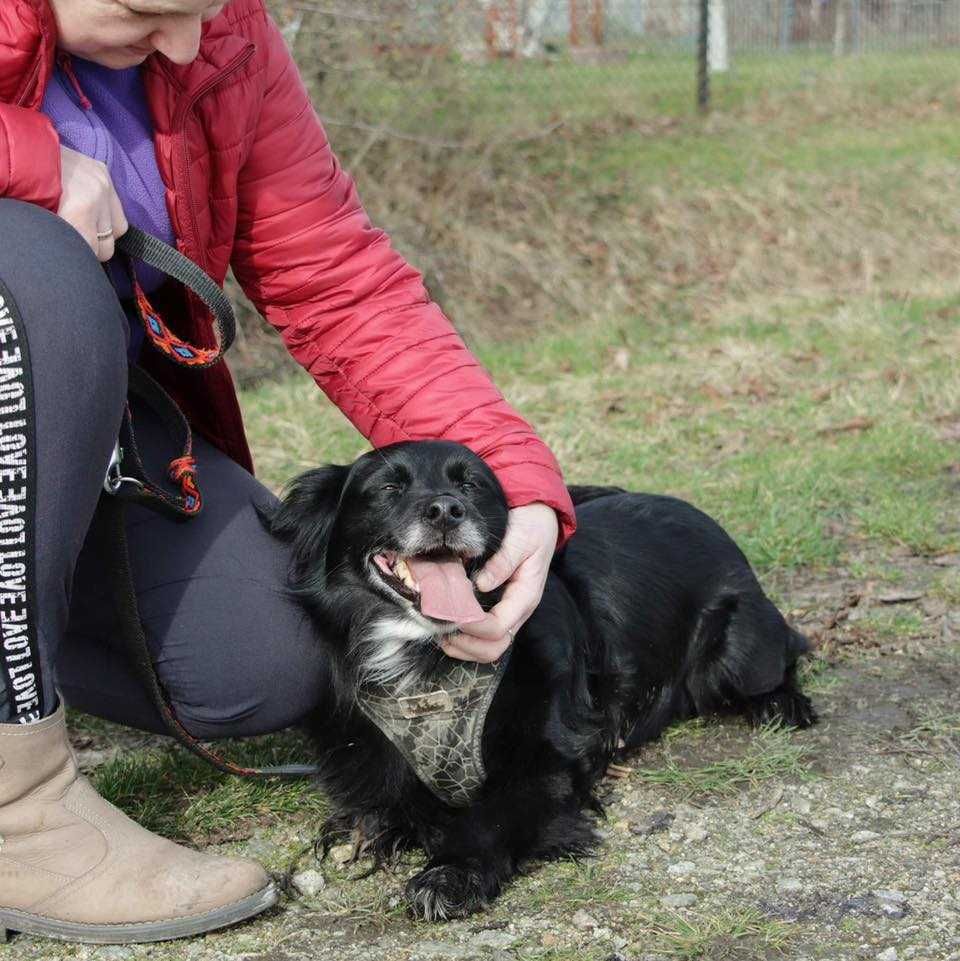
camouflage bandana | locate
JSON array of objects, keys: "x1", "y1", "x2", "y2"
[{"x1": 356, "y1": 651, "x2": 511, "y2": 808}]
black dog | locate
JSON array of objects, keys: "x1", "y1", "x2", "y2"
[{"x1": 262, "y1": 440, "x2": 815, "y2": 920}]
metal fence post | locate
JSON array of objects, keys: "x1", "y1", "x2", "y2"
[
  {"x1": 779, "y1": 0, "x2": 796, "y2": 49},
  {"x1": 698, "y1": 0, "x2": 710, "y2": 112},
  {"x1": 851, "y1": 0, "x2": 862, "y2": 52}
]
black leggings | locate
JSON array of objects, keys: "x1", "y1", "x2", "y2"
[{"x1": 0, "y1": 199, "x2": 328, "y2": 737}]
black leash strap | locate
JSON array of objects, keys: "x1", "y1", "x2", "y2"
[
  {"x1": 117, "y1": 227, "x2": 236, "y2": 368},
  {"x1": 100, "y1": 229, "x2": 321, "y2": 779}
]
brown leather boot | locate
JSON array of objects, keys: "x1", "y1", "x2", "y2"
[{"x1": 0, "y1": 705, "x2": 277, "y2": 944}]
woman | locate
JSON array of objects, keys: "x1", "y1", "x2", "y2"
[{"x1": 0, "y1": 0, "x2": 577, "y2": 945}]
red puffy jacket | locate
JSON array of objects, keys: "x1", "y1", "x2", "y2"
[{"x1": 0, "y1": 0, "x2": 576, "y2": 545}]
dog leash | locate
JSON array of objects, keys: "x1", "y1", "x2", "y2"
[
  {"x1": 95, "y1": 227, "x2": 322, "y2": 779},
  {"x1": 118, "y1": 227, "x2": 235, "y2": 369}
]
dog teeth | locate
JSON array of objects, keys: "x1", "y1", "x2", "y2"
[{"x1": 394, "y1": 557, "x2": 419, "y2": 592}]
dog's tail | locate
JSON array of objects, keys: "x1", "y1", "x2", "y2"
[{"x1": 682, "y1": 593, "x2": 809, "y2": 709}]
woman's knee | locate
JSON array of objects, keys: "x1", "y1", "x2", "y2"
[
  {"x1": 163, "y1": 611, "x2": 331, "y2": 740},
  {"x1": 171, "y1": 666, "x2": 330, "y2": 740},
  {"x1": 58, "y1": 609, "x2": 330, "y2": 740}
]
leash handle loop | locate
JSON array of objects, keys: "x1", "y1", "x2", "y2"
[{"x1": 118, "y1": 226, "x2": 236, "y2": 368}]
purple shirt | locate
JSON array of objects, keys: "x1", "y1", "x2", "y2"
[{"x1": 42, "y1": 55, "x2": 175, "y2": 358}]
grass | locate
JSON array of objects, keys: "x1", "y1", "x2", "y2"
[
  {"x1": 519, "y1": 860, "x2": 636, "y2": 913},
  {"x1": 796, "y1": 655, "x2": 842, "y2": 697},
  {"x1": 662, "y1": 717, "x2": 714, "y2": 744},
  {"x1": 509, "y1": 859, "x2": 794, "y2": 959},
  {"x1": 902, "y1": 707, "x2": 960, "y2": 758},
  {"x1": 241, "y1": 292, "x2": 960, "y2": 577},
  {"x1": 634, "y1": 724, "x2": 814, "y2": 797},
  {"x1": 931, "y1": 568, "x2": 960, "y2": 605},
  {"x1": 506, "y1": 856, "x2": 795, "y2": 958},
  {"x1": 856, "y1": 608, "x2": 928, "y2": 641},
  {"x1": 633, "y1": 907, "x2": 795, "y2": 959},
  {"x1": 305, "y1": 43, "x2": 960, "y2": 139},
  {"x1": 891, "y1": 707, "x2": 960, "y2": 774},
  {"x1": 90, "y1": 732, "x2": 330, "y2": 849},
  {"x1": 231, "y1": 36, "x2": 960, "y2": 366}
]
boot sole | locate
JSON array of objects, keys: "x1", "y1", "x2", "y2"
[{"x1": 0, "y1": 882, "x2": 277, "y2": 945}]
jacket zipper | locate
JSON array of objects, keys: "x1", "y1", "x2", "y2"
[
  {"x1": 15, "y1": 59, "x2": 43, "y2": 107},
  {"x1": 171, "y1": 43, "x2": 255, "y2": 273}
]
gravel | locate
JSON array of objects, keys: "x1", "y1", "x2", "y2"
[
  {"x1": 629, "y1": 810, "x2": 675, "y2": 836},
  {"x1": 470, "y1": 930, "x2": 518, "y2": 950},
  {"x1": 571, "y1": 909, "x2": 599, "y2": 929},
  {"x1": 776, "y1": 878, "x2": 804, "y2": 893},
  {"x1": 292, "y1": 868, "x2": 326, "y2": 897},
  {"x1": 660, "y1": 893, "x2": 697, "y2": 908}
]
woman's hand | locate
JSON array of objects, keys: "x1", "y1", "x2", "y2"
[
  {"x1": 442, "y1": 502, "x2": 558, "y2": 663},
  {"x1": 57, "y1": 146, "x2": 128, "y2": 262}
]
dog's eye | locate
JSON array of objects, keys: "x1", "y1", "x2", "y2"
[
  {"x1": 458, "y1": 481, "x2": 478, "y2": 492},
  {"x1": 380, "y1": 483, "x2": 403, "y2": 494}
]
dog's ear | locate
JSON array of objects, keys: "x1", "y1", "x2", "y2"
[{"x1": 257, "y1": 465, "x2": 350, "y2": 549}]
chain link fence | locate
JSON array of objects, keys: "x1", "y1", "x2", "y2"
[{"x1": 270, "y1": 0, "x2": 960, "y2": 132}]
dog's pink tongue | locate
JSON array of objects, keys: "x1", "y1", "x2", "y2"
[{"x1": 406, "y1": 556, "x2": 485, "y2": 623}]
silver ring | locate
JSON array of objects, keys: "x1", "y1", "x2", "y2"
[{"x1": 96, "y1": 228, "x2": 114, "y2": 241}]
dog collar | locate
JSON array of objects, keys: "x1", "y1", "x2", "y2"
[{"x1": 356, "y1": 651, "x2": 511, "y2": 808}]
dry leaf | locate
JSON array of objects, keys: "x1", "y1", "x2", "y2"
[
  {"x1": 937, "y1": 419, "x2": 960, "y2": 443},
  {"x1": 817, "y1": 417, "x2": 875, "y2": 436},
  {"x1": 611, "y1": 347, "x2": 630, "y2": 372},
  {"x1": 877, "y1": 591, "x2": 925, "y2": 605},
  {"x1": 812, "y1": 385, "x2": 834, "y2": 403}
]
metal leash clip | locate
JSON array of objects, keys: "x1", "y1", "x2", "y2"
[{"x1": 103, "y1": 441, "x2": 144, "y2": 495}]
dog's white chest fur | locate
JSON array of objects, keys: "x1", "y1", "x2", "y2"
[{"x1": 353, "y1": 613, "x2": 456, "y2": 693}]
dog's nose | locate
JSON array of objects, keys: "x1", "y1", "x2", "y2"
[{"x1": 425, "y1": 495, "x2": 466, "y2": 530}]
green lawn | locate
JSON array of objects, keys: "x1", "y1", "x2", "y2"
[
  {"x1": 319, "y1": 47, "x2": 960, "y2": 134},
  {"x1": 238, "y1": 46, "x2": 960, "y2": 578},
  {"x1": 242, "y1": 291, "x2": 960, "y2": 578}
]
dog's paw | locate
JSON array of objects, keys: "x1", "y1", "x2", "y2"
[
  {"x1": 748, "y1": 686, "x2": 818, "y2": 729},
  {"x1": 404, "y1": 864, "x2": 491, "y2": 921}
]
